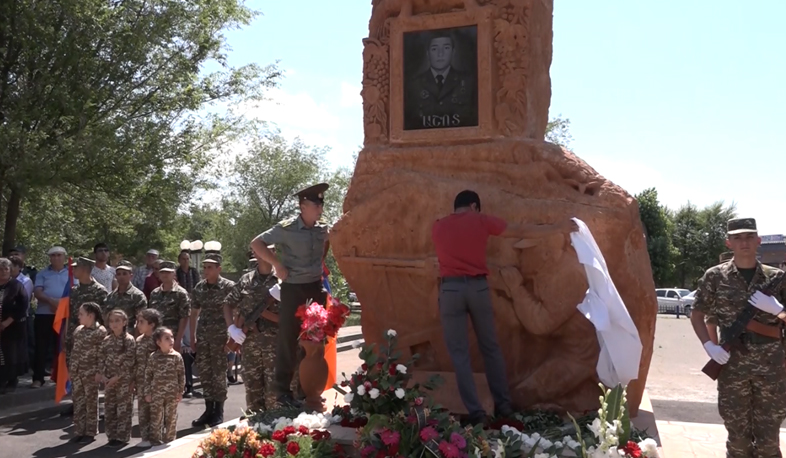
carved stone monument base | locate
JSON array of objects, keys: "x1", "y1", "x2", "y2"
[{"x1": 331, "y1": 139, "x2": 657, "y2": 416}]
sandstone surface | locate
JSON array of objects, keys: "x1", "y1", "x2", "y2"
[{"x1": 330, "y1": 0, "x2": 657, "y2": 416}]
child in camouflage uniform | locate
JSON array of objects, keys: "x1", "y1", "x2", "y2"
[
  {"x1": 135, "y1": 308, "x2": 162, "y2": 448},
  {"x1": 68, "y1": 302, "x2": 107, "y2": 444},
  {"x1": 145, "y1": 326, "x2": 185, "y2": 445},
  {"x1": 100, "y1": 309, "x2": 136, "y2": 447}
]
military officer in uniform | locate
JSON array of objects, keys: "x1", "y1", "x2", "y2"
[
  {"x1": 225, "y1": 247, "x2": 282, "y2": 411},
  {"x1": 148, "y1": 261, "x2": 191, "y2": 352},
  {"x1": 189, "y1": 253, "x2": 235, "y2": 427},
  {"x1": 691, "y1": 218, "x2": 786, "y2": 458},
  {"x1": 250, "y1": 183, "x2": 329, "y2": 407},
  {"x1": 404, "y1": 31, "x2": 477, "y2": 130},
  {"x1": 105, "y1": 260, "x2": 147, "y2": 335}
]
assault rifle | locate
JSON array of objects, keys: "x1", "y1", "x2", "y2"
[
  {"x1": 702, "y1": 275, "x2": 784, "y2": 380},
  {"x1": 225, "y1": 277, "x2": 278, "y2": 353}
]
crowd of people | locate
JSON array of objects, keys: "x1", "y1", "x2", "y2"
[{"x1": 0, "y1": 182, "x2": 334, "y2": 449}]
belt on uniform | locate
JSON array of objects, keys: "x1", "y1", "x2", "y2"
[
  {"x1": 440, "y1": 275, "x2": 487, "y2": 283},
  {"x1": 724, "y1": 321, "x2": 783, "y2": 345}
]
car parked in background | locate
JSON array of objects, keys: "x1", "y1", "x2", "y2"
[{"x1": 655, "y1": 288, "x2": 693, "y2": 317}]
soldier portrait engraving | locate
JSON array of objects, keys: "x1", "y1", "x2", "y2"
[{"x1": 403, "y1": 25, "x2": 478, "y2": 130}]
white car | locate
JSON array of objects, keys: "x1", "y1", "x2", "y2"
[{"x1": 655, "y1": 288, "x2": 692, "y2": 317}]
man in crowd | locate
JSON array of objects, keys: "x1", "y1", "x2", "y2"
[
  {"x1": 143, "y1": 259, "x2": 163, "y2": 299},
  {"x1": 133, "y1": 249, "x2": 159, "y2": 290},
  {"x1": 250, "y1": 183, "x2": 330, "y2": 408},
  {"x1": 8, "y1": 246, "x2": 37, "y2": 283},
  {"x1": 105, "y1": 260, "x2": 147, "y2": 334},
  {"x1": 224, "y1": 247, "x2": 284, "y2": 411},
  {"x1": 91, "y1": 243, "x2": 117, "y2": 291},
  {"x1": 9, "y1": 256, "x2": 33, "y2": 301},
  {"x1": 149, "y1": 260, "x2": 191, "y2": 352},
  {"x1": 189, "y1": 253, "x2": 235, "y2": 427},
  {"x1": 31, "y1": 246, "x2": 69, "y2": 388},
  {"x1": 691, "y1": 218, "x2": 786, "y2": 458},
  {"x1": 431, "y1": 190, "x2": 577, "y2": 425}
]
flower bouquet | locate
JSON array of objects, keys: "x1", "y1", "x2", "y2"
[
  {"x1": 296, "y1": 298, "x2": 350, "y2": 344},
  {"x1": 191, "y1": 418, "x2": 343, "y2": 458}
]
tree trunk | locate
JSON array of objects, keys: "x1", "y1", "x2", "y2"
[{"x1": 2, "y1": 187, "x2": 22, "y2": 256}]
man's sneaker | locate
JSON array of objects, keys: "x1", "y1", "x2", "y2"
[
  {"x1": 30, "y1": 381, "x2": 42, "y2": 389},
  {"x1": 136, "y1": 440, "x2": 152, "y2": 448}
]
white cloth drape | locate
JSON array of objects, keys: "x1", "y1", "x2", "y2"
[{"x1": 570, "y1": 218, "x2": 642, "y2": 387}]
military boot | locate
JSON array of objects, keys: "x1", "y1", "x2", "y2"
[
  {"x1": 208, "y1": 401, "x2": 224, "y2": 427},
  {"x1": 192, "y1": 400, "x2": 213, "y2": 427}
]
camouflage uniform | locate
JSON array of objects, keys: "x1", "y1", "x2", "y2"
[
  {"x1": 135, "y1": 334, "x2": 157, "y2": 442},
  {"x1": 192, "y1": 275, "x2": 235, "y2": 403},
  {"x1": 145, "y1": 349, "x2": 185, "y2": 444},
  {"x1": 66, "y1": 278, "x2": 108, "y2": 368},
  {"x1": 694, "y1": 243, "x2": 786, "y2": 456},
  {"x1": 225, "y1": 269, "x2": 281, "y2": 410},
  {"x1": 100, "y1": 332, "x2": 136, "y2": 443},
  {"x1": 149, "y1": 284, "x2": 190, "y2": 338},
  {"x1": 105, "y1": 284, "x2": 147, "y2": 332},
  {"x1": 70, "y1": 324, "x2": 107, "y2": 438}
]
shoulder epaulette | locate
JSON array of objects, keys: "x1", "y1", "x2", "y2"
[{"x1": 280, "y1": 217, "x2": 298, "y2": 228}]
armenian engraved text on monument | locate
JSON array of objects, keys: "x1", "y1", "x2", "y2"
[{"x1": 332, "y1": 0, "x2": 657, "y2": 416}]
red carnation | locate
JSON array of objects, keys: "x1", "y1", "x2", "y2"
[
  {"x1": 259, "y1": 443, "x2": 276, "y2": 457},
  {"x1": 283, "y1": 426, "x2": 296, "y2": 435},
  {"x1": 621, "y1": 441, "x2": 642, "y2": 458},
  {"x1": 361, "y1": 364, "x2": 368, "y2": 371},
  {"x1": 389, "y1": 366, "x2": 397, "y2": 375},
  {"x1": 298, "y1": 425, "x2": 309, "y2": 435},
  {"x1": 286, "y1": 441, "x2": 300, "y2": 455},
  {"x1": 272, "y1": 430, "x2": 287, "y2": 443}
]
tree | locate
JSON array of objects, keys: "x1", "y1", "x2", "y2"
[
  {"x1": 0, "y1": 0, "x2": 279, "y2": 255},
  {"x1": 635, "y1": 188, "x2": 676, "y2": 287},
  {"x1": 545, "y1": 115, "x2": 574, "y2": 148}
]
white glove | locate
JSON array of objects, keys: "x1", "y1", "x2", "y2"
[
  {"x1": 269, "y1": 283, "x2": 281, "y2": 302},
  {"x1": 228, "y1": 324, "x2": 246, "y2": 345},
  {"x1": 703, "y1": 341, "x2": 730, "y2": 365},
  {"x1": 748, "y1": 291, "x2": 784, "y2": 316}
]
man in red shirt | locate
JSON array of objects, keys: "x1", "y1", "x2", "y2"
[
  {"x1": 143, "y1": 259, "x2": 163, "y2": 299},
  {"x1": 432, "y1": 190, "x2": 577, "y2": 424}
]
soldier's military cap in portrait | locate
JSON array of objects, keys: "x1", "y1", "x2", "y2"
[{"x1": 726, "y1": 218, "x2": 758, "y2": 235}]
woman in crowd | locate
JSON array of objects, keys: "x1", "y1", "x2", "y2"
[{"x1": 0, "y1": 257, "x2": 30, "y2": 394}]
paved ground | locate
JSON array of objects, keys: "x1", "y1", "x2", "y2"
[{"x1": 648, "y1": 315, "x2": 786, "y2": 426}]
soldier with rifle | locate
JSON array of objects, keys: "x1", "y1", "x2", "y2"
[
  {"x1": 224, "y1": 246, "x2": 282, "y2": 411},
  {"x1": 691, "y1": 218, "x2": 786, "y2": 458}
]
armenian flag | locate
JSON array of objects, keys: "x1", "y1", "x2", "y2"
[
  {"x1": 322, "y1": 262, "x2": 338, "y2": 391},
  {"x1": 51, "y1": 258, "x2": 73, "y2": 403}
]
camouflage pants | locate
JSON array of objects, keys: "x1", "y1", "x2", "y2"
[
  {"x1": 718, "y1": 345, "x2": 786, "y2": 458},
  {"x1": 149, "y1": 396, "x2": 179, "y2": 444},
  {"x1": 105, "y1": 380, "x2": 134, "y2": 442},
  {"x1": 72, "y1": 373, "x2": 99, "y2": 437},
  {"x1": 195, "y1": 333, "x2": 228, "y2": 402},
  {"x1": 242, "y1": 332, "x2": 277, "y2": 411},
  {"x1": 137, "y1": 395, "x2": 152, "y2": 441}
]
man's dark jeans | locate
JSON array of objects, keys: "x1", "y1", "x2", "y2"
[
  {"x1": 33, "y1": 314, "x2": 57, "y2": 383},
  {"x1": 438, "y1": 276, "x2": 513, "y2": 419}
]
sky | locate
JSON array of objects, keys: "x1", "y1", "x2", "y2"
[{"x1": 215, "y1": 0, "x2": 786, "y2": 234}]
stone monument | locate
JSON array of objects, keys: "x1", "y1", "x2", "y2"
[{"x1": 330, "y1": 0, "x2": 657, "y2": 416}]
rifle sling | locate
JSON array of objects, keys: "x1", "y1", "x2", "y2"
[{"x1": 745, "y1": 320, "x2": 782, "y2": 339}]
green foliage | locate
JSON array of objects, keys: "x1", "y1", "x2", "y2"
[
  {"x1": 545, "y1": 115, "x2": 574, "y2": 148},
  {"x1": 0, "y1": 0, "x2": 279, "y2": 255},
  {"x1": 635, "y1": 188, "x2": 678, "y2": 286}
]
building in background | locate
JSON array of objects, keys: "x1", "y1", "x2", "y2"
[{"x1": 758, "y1": 234, "x2": 786, "y2": 267}]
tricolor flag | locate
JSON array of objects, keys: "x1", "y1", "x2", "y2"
[
  {"x1": 51, "y1": 258, "x2": 73, "y2": 403},
  {"x1": 322, "y1": 262, "x2": 338, "y2": 391}
]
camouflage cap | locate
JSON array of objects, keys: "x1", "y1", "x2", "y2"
[
  {"x1": 116, "y1": 260, "x2": 134, "y2": 272},
  {"x1": 202, "y1": 253, "x2": 222, "y2": 265},
  {"x1": 727, "y1": 218, "x2": 757, "y2": 235},
  {"x1": 71, "y1": 257, "x2": 95, "y2": 269},
  {"x1": 158, "y1": 260, "x2": 176, "y2": 272}
]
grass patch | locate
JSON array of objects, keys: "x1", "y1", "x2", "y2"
[{"x1": 344, "y1": 311, "x2": 361, "y2": 327}]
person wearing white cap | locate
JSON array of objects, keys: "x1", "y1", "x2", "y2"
[
  {"x1": 133, "y1": 249, "x2": 160, "y2": 290},
  {"x1": 31, "y1": 246, "x2": 69, "y2": 388}
]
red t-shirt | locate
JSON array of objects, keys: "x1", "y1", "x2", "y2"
[
  {"x1": 143, "y1": 273, "x2": 162, "y2": 300},
  {"x1": 432, "y1": 212, "x2": 508, "y2": 277}
]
